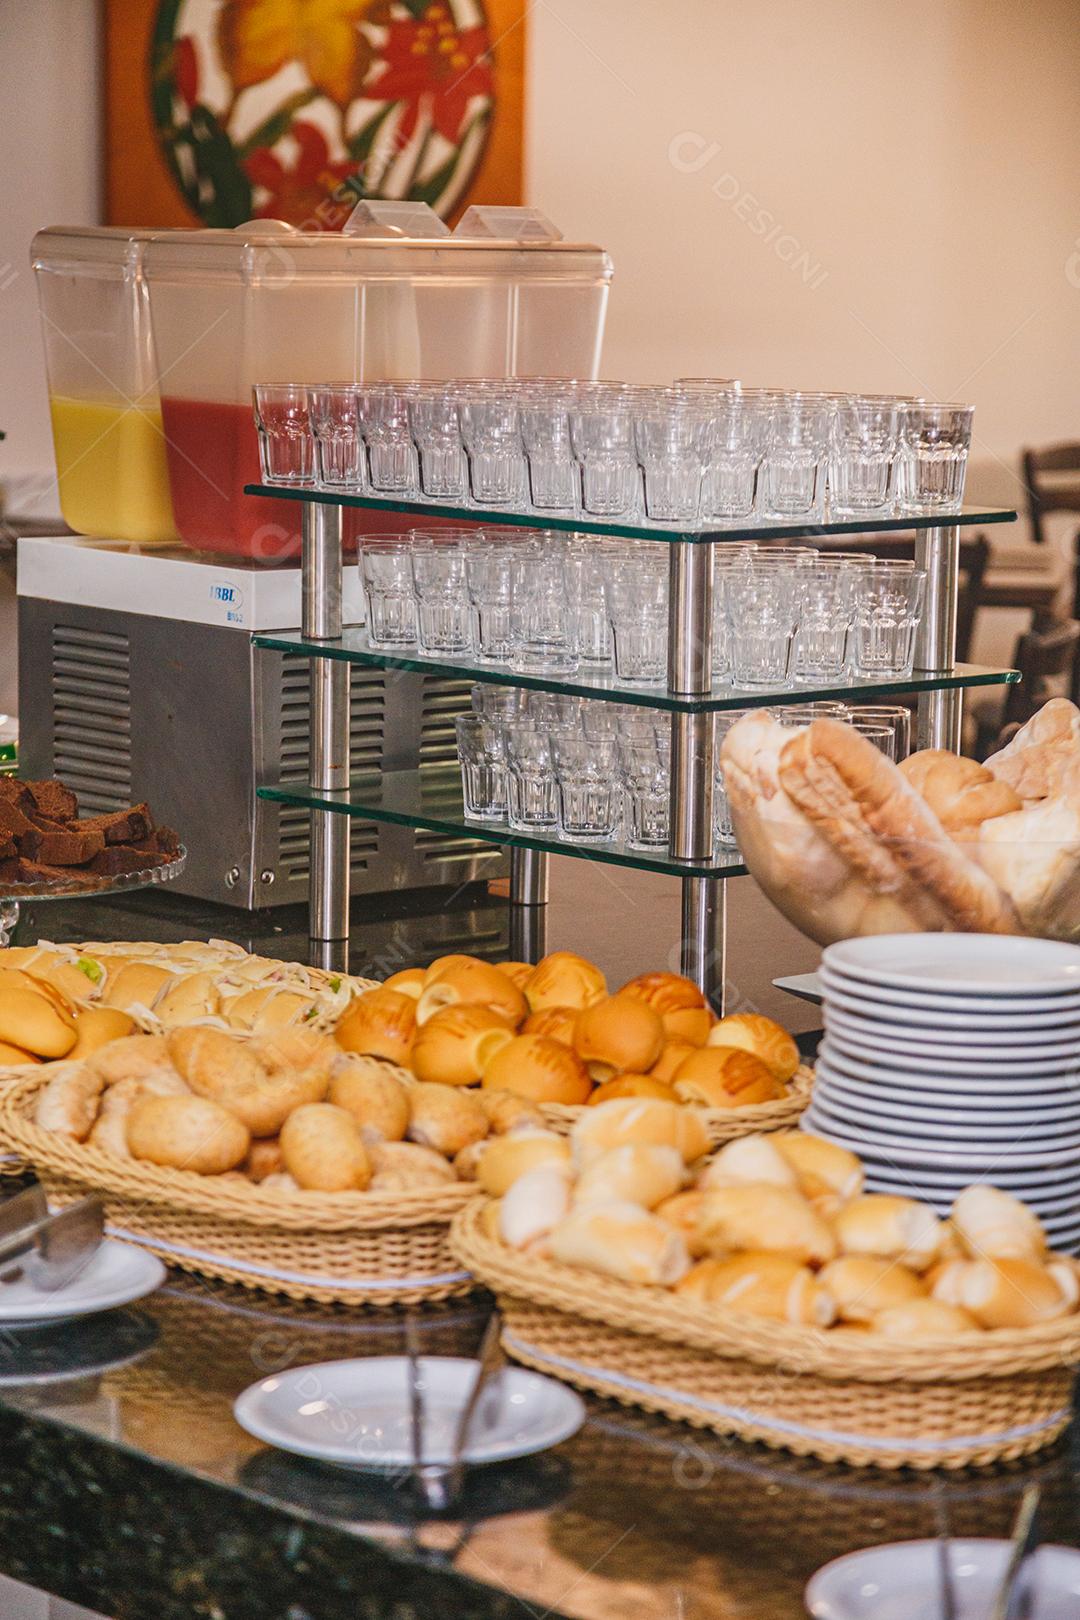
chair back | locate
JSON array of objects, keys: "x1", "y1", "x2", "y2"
[
  {"x1": 1003, "y1": 617, "x2": 1080, "y2": 727},
  {"x1": 1022, "y1": 443, "x2": 1080, "y2": 546}
]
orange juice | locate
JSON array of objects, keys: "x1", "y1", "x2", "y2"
[{"x1": 49, "y1": 396, "x2": 179, "y2": 543}]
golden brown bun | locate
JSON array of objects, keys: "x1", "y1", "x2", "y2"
[
  {"x1": 127, "y1": 1094, "x2": 251, "y2": 1176},
  {"x1": 819, "y1": 1256, "x2": 926, "y2": 1323},
  {"x1": 169, "y1": 1027, "x2": 330, "y2": 1137},
  {"x1": 220, "y1": 986, "x2": 314, "y2": 1033},
  {"x1": 334, "y1": 987, "x2": 416, "y2": 1064},
  {"x1": 523, "y1": 951, "x2": 607, "y2": 1013},
  {"x1": 67, "y1": 1007, "x2": 137, "y2": 1060},
  {"x1": 0, "y1": 1039, "x2": 39, "y2": 1066},
  {"x1": 0, "y1": 988, "x2": 76, "y2": 1060},
  {"x1": 168, "y1": 1026, "x2": 262, "y2": 1095},
  {"x1": 154, "y1": 972, "x2": 222, "y2": 1028},
  {"x1": 871, "y1": 1299, "x2": 981, "y2": 1339},
  {"x1": 618, "y1": 972, "x2": 714, "y2": 1046},
  {"x1": 574, "y1": 1143, "x2": 686, "y2": 1210},
  {"x1": 382, "y1": 967, "x2": 425, "y2": 1000},
  {"x1": 417, "y1": 958, "x2": 528, "y2": 1028},
  {"x1": 453, "y1": 1140, "x2": 489, "y2": 1181},
  {"x1": 476, "y1": 1089, "x2": 546, "y2": 1134},
  {"x1": 698, "y1": 1184, "x2": 837, "y2": 1266},
  {"x1": 588, "y1": 1073, "x2": 678, "y2": 1106},
  {"x1": 932, "y1": 1256, "x2": 1079, "y2": 1328},
  {"x1": 673, "y1": 1047, "x2": 783, "y2": 1109},
  {"x1": 280, "y1": 1103, "x2": 371, "y2": 1191},
  {"x1": 951, "y1": 1184, "x2": 1046, "y2": 1261},
  {"x1": 650, "y1": 1041, "x2": 697, "y2": 1084},
  {"x1": 549, "y1": 1201, "x2": 691, "y2": 1287},
  {"x1": 899, "y1": 750, "x2": 1022, "y2": 837},
  {"x1": 421, "y1": 953, "x2": 474, "y2": 981},
  {"x1": 89, "y1": 1034, "x2": 172, "y2": 1086},
  {"x1": 410, "y1": 1004, "x2": 516, "y2": 1086},
  {"x1": 699, "y1": 1135, "x2": 797, "y2": 1190},
  {"x1": 328, "y1": 1057, "x2": 410, "y2": 1144},
  {"x1": 499, "y1": 1163, "x2": 572, "y2": 1250},
  {"x1": 477, "y1": 1130, "x2": 572, "y2": 1197},
  {"x1": 368, "y1": 1139, "x2": 457, "y2": 1190},
  {"x1": 572, "y1": 1097, "x2": 710, "y2": 1167},
  {"x1": 100, "y1": 962, "x2": 177, "y2": 1013},
  {"x1": 772, "y1": 1133, "x2": 864, "y2": 1209},
  {"x1": 481, "y1": 1033, "x2": 592, "y2": 1105},
  {"x1": 251, "y1": 1028, "x2": 338, "y2": 1091},
  {"x1": 34, "y1": 1065, "x2": 104, "y2": 1140},
  {"x1": 707, "y1": 1014, "x2": 799, "y2": 1083},
  {"x1": 479, "y1": 1198, "x2": 503, "y2": 1241},
  {"x1": 655, "y1": 1190, "x2": 709, "y2": 1257},
  {"x1": 676, "y1": 1252, "x2": 836, "y2": 1326},
  {"x1": 494, "y1": 961, "x2": 534, "y2": 989},
  {"x1": 21, "y1": 961, "x2": 94, "y2": 1007},
  {"x1": 406, "y1": 1081, "x2": 488, "y2": 1157},
  {"x1": 572, "y1": 994, "x2": 665, "y2": 1081},
  {"x1": 834, "y1": 1195, "x2": 943, "y2": 1271},
  {"x1": 522, "y1": 1006, "x2": 579, "y2": 1045},
  {"x1": 244, "y1": 1137, "x2": 284, "y2": 1183}
]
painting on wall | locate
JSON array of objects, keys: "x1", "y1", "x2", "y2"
[{"x1": 105, "y1": 0, "x2": 526, "y2": 230}]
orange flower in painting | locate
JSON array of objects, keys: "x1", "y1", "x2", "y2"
[
  {"x1": 244, "y1": 121, "x2": 359, "y2": 224},
  {"x1": 371, "y1": 3, "x2": 493, "y2": 142},
  {"x1": 218, "y1": 0, "x2": 378, "y2": 107}
]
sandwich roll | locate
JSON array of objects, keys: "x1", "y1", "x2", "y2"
[
  {"x1": 410, "y1": 1003, "x2": 516, "y2": 1086},
  {"x1": 368, "y1": 1140, "x2": 457, "y2": 1190},
  {"x1": 588, "y1": 1073, "x2": 678, "y2": 1106},
  {"x1": 673, "y1": 1046, "x2": 783, "y2": 1109},
  {"x1": 522, "y1": 1005, "x2": 579, "y2": 1046},
  {"x1": 499, "y1": 1163, "x2": 572, "y2": 1250},
  {"x1": 477, "y1": 1130, "x2": 572, "y2": 1197},
  {"x1": 699, "y1": 1183, "x2": 837, "y2": 1266},
  {"x1": 619, "y1": 972, "x2": 713, "y2": 1047},
  {"x1": 707, "y1": 1013, "x2": 800, "y2": 1083},
  {"x1": 655, "y1": 1190, "x2": 709, "y2": 1257},
  {"x1": 333, "y1": 987, "x2": 416, "y2": 1064},
  {"x1": 154, "y1": 972, "x2": 222, "y2": 1027},
  {"x1": 381, "y1": 967, "x2": 426, "y2": 1000},
  {"x1": 699, "y1": 1134, "x2": 797, "y2": 1191},
  {"x1": 127, "y1": 1094, "x2": 251, "y2": 1177},
  {"x1": 328, "y1": 1058, "x2": 410, "y2": 1143},
  {"x1": 476, "y1": 1089, "x2": 546, "y2": 1134},
  {"x1": 932, "y1": 1256, "x2": 1079, "y2": 1328},
  {"x1": 871, "y1": 1299, "x2": 981, "y2": 1339},
  {"x1": 406, "y1": 1081, "x2": 488, "y2": 1157},
  {"x1": 67, "y1": 1007, "x2": 138, "y2": 1060},
  {"x1": 0, "y1": 988, "x2": 76, "y2": 1060},
  {"x1": 480, "y1": 1033, "x2": 592, "y2": 1105},
  {"x1": 100, "y1": 961, "x2": 176, "y2": 1014},
  {"x1": 819, "y1": 1256, "x2": 926, "y2": 1323},
  {"x1": 834, "y1": 1195, "x2": 943, "y2": 1271},
  {"x1": 573, "y1": 1143, "x2": 686, "y2": 1210},
  {"x1": 571, "y1": 1098, "x2": 709, "y2": 1167},
  {"x1": 280, "y1": 1103, "x2": 371, "y2": 1192},
  {"x1": 548, "y1": 1200, "x2": 691, "y2": 1287},
  {"x1": 495, "y1": 961, "x2": 534, "y2": 989},
  {"x1": 523, "y1": 951, "x2": 607, "y2": 1013},
  {"x1": 572, "y1": 994, "x2": 665, "y2": 1082},
  {"x1": 951, "y1": 1184, "x2": 1047, "y2": 1261},
  {"x1": 772, "y1": 1133, "x2": 864, "y2": 1210},
  {"x1": 34, "y1": 1065, "x2": 105, "y2": 1140},
  {"x1": 90, "y1": 1034, "x2": 172, "y2": 1086},
  {"x1": 221, "y1": 986, "x2": 314, "y2": 1033},
  {"x1": 676, "y1": 1252, "x2": 836, "y2": 1327},
  {"x1": 417, "y1": 958, "x2": 528, "y2": 1028}
]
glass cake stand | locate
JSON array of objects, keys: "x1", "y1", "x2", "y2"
[{"x1": 0, "y1": 848, "x2": 188, "y2": 947}]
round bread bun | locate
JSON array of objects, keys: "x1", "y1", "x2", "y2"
[
  {"x1": 410, "y1": 1003, "x2": 516, "y2": 1086},
  {"x1": 422, "y1": 953, "x2": 475, "y2": 982},
  {"x1": 572, "y1": 994, "x2": 665, "y2": 1082},
  {"x1": 655, "y1": 1189, "x2": 708, "y2": 1257},
  {"x1": 649, "y1": 1041, "x2": 697, "y2": 1084},
  {"x1": 126, "y1": 1094, "x2": 251, "y2": 1176},
  {"x1": 522, "y1": 1005, "x2": 578, "y2": 1045},
  {"x1": 476, "y1": 1089, "x2": 546, "y2": 1134},
  {"x1": 280, "y1": 1103, "x2": 371, "y2": 1192},
  {"x1": 871, "y1": 1300, "x2": 981, "y2": 1339},
  {"x1": 481, "y1": 1033, "x2": 592, "y2": 1106},
  {"x1": 220, "y1": 986, "x2": 315, "y2": 1033},
  {"x1": 154, "y1": 972, "x2": 222, "y2": 1028},
  {"x1": 67, "y1": 1006, "x2": 137, "y2": 1060},
  {"x1": 588, "y1": 1073, "x2": 678, "y2": 1106},
  {"x1": 571, "y1": 1097, "x2": 710, "y2": 1166},
  {"x1": 89, "y1": 1033, "x2": 172, "y2": 1086},
  {"x1": 100, "y1": 961, "x2": 177, "y2": 1014},
  {"x1": 334, "y1": 987, "x2": 416, "y2": 1064},
  {"x1": 0, "y1": 1039, "x2": 39, "y2": 1066},
  {"x1": 382, "y1": 967, "x2": 426, "y2": 1000},
  {"x1": 477, "y1": 1130, "x2": 572, "y2": 1196},
  {"x1": 368, "y1": 1140, "x2": 457, "y2": 1190},
  {"x1": 619, "y1": 972, "x2": 714, "y2": 1046},
  {"x1": 251, "y1": 1029, "x2": 338, "y2": 1090},
  {"x1": 707, "y1": 1013, "x2": 799, "y2": 1083},
  {"x1": 495, "y1": 961, "x2": 533, "y2": 989},
  {"x1": 244, "y1": 1137, "x2": 285, "y2": 1183},
  {"x1": 168, "y1": 1026, "x2": 263, "y2": 1096},
  {"x1": 672, "y1": 1046, "x2": 784, "y2": 1108},
  {"x1": 328, "y1": 1057, "x2": 411, "y2": 1143},
  {"x1": 406, "y1": 1081, "x2": 488, "y2": 1157},
  {"x1": 0, "y1": 987, "x2": 76, "y2": 1059},
  {"x1": 416, "y1": 959, "x2": 528, "y2": 1028},
  {"x1": 522, "y1": 951, "x2": 607, "y2": 1013}
]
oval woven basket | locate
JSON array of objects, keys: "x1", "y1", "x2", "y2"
[
  {"x1": 451, "y1": 1200, "x2": 1080, "y2": 1470},
  {"x1": 0, "y1": 1072, "x2": 476, "y2": 1307},
  {"x1": 540, "y1": 1062, "x2": 814, "y2": 1143}
]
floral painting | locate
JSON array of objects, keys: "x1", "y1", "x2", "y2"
[{"x1": 106, "y1": 0, "x2": 525, "y2": 229}]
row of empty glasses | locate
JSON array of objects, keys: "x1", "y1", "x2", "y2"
[
  {"x1": 359, "y1": 530, "x2": 926, "y2": 687},
  {"x1": 457, "y1": 687, "x2": 912, "y2": 853},
  {"x1": 253, "y1": 378, "x2": 974, "y2": 524}
]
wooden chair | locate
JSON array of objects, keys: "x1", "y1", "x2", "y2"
[
  {"x1": 1023, "y1": 443, "x2": 1080, "y2": 548},
  {"x1": 976, "y1": 617, "x2": 1080, "y2": 757}
]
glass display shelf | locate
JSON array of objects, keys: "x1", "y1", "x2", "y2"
[
  {"x1": 252, "y1": 628, "x2": 1020, "y2": 714},
  {"x1": 257, "y1": 770, "x2": 747, "y2": 881},
  {"x1": 244, "y1": 484, "x2": 1018, "y2": 545}
]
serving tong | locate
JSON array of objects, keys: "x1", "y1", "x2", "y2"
[
  {"x1": 404, "y1": 1310, "x2": 504, "y2": 1513},
  {"x1": 0, "y1": 1183, "x2": 105, "y2": 1292},
  {"x1": 991, "y1": 1485, "x2": 1042, "y2": 1620}
]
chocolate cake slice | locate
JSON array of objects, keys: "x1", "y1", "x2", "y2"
[
  {"x1": 0, "y1": 779, "x2": 36, "y2": 817},
  {"x1": 0, "y1": 857, "x2": 101, "y2": 890},
  {"x1": 35, "y1": 824, "x2": 105, "y2": 866},
  {"x1": 87, "y1": 846, "x2": 170, "y2": 877},
  {"x1": 25, "y1": 780, "x2": 79, "y2": 822},
  {"x1": 79, "y1": 803, "x2": 154, "y2": 845},
  {"x1": 131, "y1": 826, "x2": 182, "y2": 857},
  {"x1": 0, "y1": 802, "x2": 43, "y2": 859}
]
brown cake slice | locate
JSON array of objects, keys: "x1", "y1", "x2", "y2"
[
  {"x1": 0, "y1": 779, "x2": 36, "y2": 817},
  {"x1": 35, "y1": 824, "x2": 106, "y2": 866},
  {"x1": 0, "y1": 802, "x2": 43, "y2": 859},
  {"x1": 87, "y1": 846, "x2": 170, "y2": 877},
  {"x1": 25, "y1": 780, "x2": 79, "y2": 822},
  {"x1": 0, "y1": 857, "x2": 101, "y2": 889},
  {"x1": 131, "y1": 826, "x2": 182, "y2": 857},
  {"x1": 79, "y1": 803, "x2": 154, "y2": 845}
]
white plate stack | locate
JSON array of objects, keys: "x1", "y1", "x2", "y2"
[{"x1": 804, "y1": 934, "x2": 1080, "y2": 1252}]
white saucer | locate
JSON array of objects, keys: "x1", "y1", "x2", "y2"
[
  {"x1": 234, "y1": 1355, "x2": 586, "y2": 1471},
  {"x1": 821, "y1": 963, "x2": 1080, "y2": 1016},
  {"x1": 822, "y1": 975, "x2": 1080, "y2": 1029},
  {"x1": 802, "y1": 1109, "x2": 1080, "y2": 1169},
  {"x1": 819, "y1": 1045, "x2": 1080, "y2": 1100},
  {"x1": 815, "y1": 1072, "x2": 1080, "y2": 1127},
  {"x1": 0, "y1": 1240, "x2": 166, "y2": 1324},
  {"x1": 825, "y1": 1032, "x2": 1080, "y2": 1078},
  {"x1": 806, "y1": 1537, "x2": 1080, "y2": 1620},
  {"x1": 825, "y1": 1005, "x2": 1080, "y2": 1050},
  {"x1": 823, "y1": 935, "x2": 1080, "y2": 996},
  {"x1": 809, "y1": 1091, "x2": 1080, "y2": 1147}
]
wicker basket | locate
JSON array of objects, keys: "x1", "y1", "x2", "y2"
[
  {"x1": 451, "y1": 1200, "x2": 1080, "y2": 1470},
  {"x1": 540, "y1": 1062, "x2": 814, "y2": 1143},
  {"x1": 0, "y1": 1073, "x2": 476, "y2": 1306}
]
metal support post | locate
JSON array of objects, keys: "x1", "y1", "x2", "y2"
[
  {"x1": 914, "y1": 523, "x2": 962, "y2": 751},
  {"x1": 303, "y1": 501, "x2": 350, "y2": 955},
  {"x1": 508, "y1": 847, "x2": 549, "y2": 963}
]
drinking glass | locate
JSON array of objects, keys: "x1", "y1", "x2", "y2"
[
  {"x1": 897, "y1": 403, "x2": 974, "y2": 510},
  {"x1": 723, "y1": 560, "x2": 801, "y2": 687},
  {"x1": 851, "y1": 563, "x2": 927, "y2": 677},
  {"x1": 634, "y1": 403, "x2": 712, "y2": 522},
  {"x1": 553, "y1": 733, "x2": 620, "y2": 841},
  {"x1": 829, "y1": 397, "x2": 899, "y2": 515},
  {"x1": 570, "y1": 403, "x2": 639, "y2": 517},
  {"x1": 455, "y1": 715, "x2": 507, "y2": 821},
  {"x1": 410, "y1": 536, "x2": 471, "y2": 655},
  {"x1": 363, "y1": 387, "x2": 419, "y2": 494},
  {"x1": 700, "y1": 398, "x2": 772, "y2": 519},
  {"x1": 712, "y1": 545, "x2": 758, "y2": 679},
  {"x1": 792, "y1": 559, "x2": 858, "y2": 682},
  {"x1": 509, "y1": 544, "x2": 577, "y2": 674},
  {"x1": 253, "y1": 383, "x2": 315, "y2": 482},
  {"x1": 309, "y1": 384, "x2": 364, "y2": 488},
  {"x1": 617, "y1": 729, "x2": 671, "y2": 849},
  {"x1": 566, "y1": 543, "x2": 613, "y2": 666},
  {"x1": 848, "y1": 703, "x2": 912, "y2": 759},
  {"x1": 761, "y1": 396, "x2": 832, "y2": 519},
  {"x1": 458, "y1": 393, "x2": 524, "y2": 506},
  {"x1": 714, "y1": 708, "x2": 754, "y2": 845},
  {"x1": 359, "y1": 539, "x2": 417, "y2": 649},
  {"x1": 605, "y1": 554, "x2": 669, "y2": 684},
  {"x1": 410, "y1": 391, "x2": 468, "y2": 500},
  {"x1": 471, "y1": 683, "x2": 524, "y2": 720},
  {"x1": 505, "y1": 723, "x2": 558, "y2": 832},
  {"x1": 520, "y1": 395, "x2": 578, "y2": 512},
  {"x1": 465, "y1": 542, "x2": 515, "y2": 663}
]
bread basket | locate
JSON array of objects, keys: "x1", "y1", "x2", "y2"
[
  {"x1": 539, "y1": 1063, "x2": 814, "y2": 1144},
  {"x1": 451, "y1": 1200, "x2": 1080, "y2": 1470},
  {"x1": 0, "y1": 1072, "x2": 476, "y2": 1306}
]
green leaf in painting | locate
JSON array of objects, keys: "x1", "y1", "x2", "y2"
[{"x1": 235, "y1": 87, "x2": 321, "y2": 159}]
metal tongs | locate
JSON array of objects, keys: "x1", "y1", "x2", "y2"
[
  {"x1": 991, "y1": 1484, "x2": 1042, "y2": 1620},
  {"x1": 404, "y1": 1311, "x2": 504, "y2": 1513},
  {"x1": 0, "y1": 1184, "x2": 105, "y2": 1292}
]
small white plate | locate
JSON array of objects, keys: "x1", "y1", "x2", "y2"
[
  {"x1": 825, "y1": 1005, "x2": 1080, "y2": 1052},
  {"x1": 819, "y1": 1045, "x2": 1080, "y2": 1101},
  {"x1": 809, "y1": 1091, "x2": 1080, "y2": 1146},
  {"x1": 815, "y1": 1073, "x2": 1080, "y2": 1127},
  {"x1": 801, "y1": 1109, "x2": 1080, "y2": 1169},
  {"x1": 823, "y1": 935, "x2": 1080, "y2": 996},
  {"x1": 234, "y1": 1356, "x2": 586, "y2": 1471},
  {"x1": 821, "y1": 963, "x2": 1080, "y2": 1016},
  {"x1": 859, "y1": 1162, "x2": 1080, "y2": 1201},
  {"x1": 825, "y1": 1032, "x2": 1080, "y2": 1079},
  {"x1": 814, "y1": 1079, "x2": 1080, "y2": 1138},
  {"x1": 821, "y1": 970, "x2": 1080, "y2": 1025},
  {"x1": 0, "y1": 1240, "x2": 166, "y2": 1325},
  {"x1": 806, "y1": 1537, "x2": 1080, "y2": 1620}
]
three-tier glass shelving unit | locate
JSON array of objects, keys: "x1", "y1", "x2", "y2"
[{"x1": 246, "y1": 483, "x2": 1019, "y2": 1009}]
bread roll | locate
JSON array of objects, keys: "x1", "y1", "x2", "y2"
[
  {"x1": 707, "y1": 1014, "x2": 799, "y2": 1083},
  {"x1": 453, "y1": 1140, "x2": 489, "y2": 1180},
  {"x1": 819, "y1": 1256, "x2": 926, "y2": 1323},
  {"x1": 90, "y1": 1034, "x2": 172, "y2": 1086},
  {"x1": 244, "y1": 1137, "x2": 284, "y2": 1183},
  {"x1": 834, "y1": 1195, "x2": 943, "y2": 1271},
  {"x1": 951, "y1": 1184, "x2": 1046, "y2": 1262},
  {"x1": 588, "y1": 1073, "x2": 678, "y2": 1106},
  {"x1": 220, "y1": 986, "x2": 314, "y2": 1033},
  {"x1": 0, "y1": 988, "x2": 76, "y2": 1060},
  {"x1": 901, "y1": 749, "x2": 1023, "y2": 836},
  {"x1": 334, "y1": 987, "x2": 416, "y2": 1064},
  {"x1": 368, "y1": 1139, "x2": 457, "y2": 1190},
  {"x1": 699, "y1": 1135, "x2": 797, "y2": 1191},
  {"x1": 477, "y1": 1129, "x2": 572, "y2": 1196},
  {"x1": 549, "y1": 1200, "x2": 691, "y2": 1287},
  {"x1": 67, "y1": 1007, "x2": 137, "y2": 1060},
  {"x1": 260, "y1": 1171, "x2": 301, "y2": 1193},
  {"x1": 572, "y1": 994, "x2": 665, "y2": 1082},
  {"x1": 676, "y1": 1252, "x2": 836, "y2": 1326},
  {"x1": 100, "y1": 961, "x2": 176, "y2": 1013},
  {"x1": 655, "y1": 1190, "x2": 709, "y2": 1257},
  {"x1": 410, "y1": 1004, "x2": 516, "y2": 1086},
  {"x1": 572, "y1": 1098, "x2": 710, "y2": 1167},
  {"x1": 522, "y1": 1005, "x2": 579, "y2": 1045},
  {"x1": 619, "y1": 972, "x2": 714, "y2": 1046},
  {"x1": 382, "y1": 967, "x2": 426, "y2": 1000},
  {"x1": 871, "y1": 1299, "x2": 981, "y2": 1339},
  {"x1": 168, "y1": 1026, "x2": 263, "y2": 1095},
  {"x1": 574, "y1": 1144, "x2": 686, "y2": 1210},
  {"x1": 495, "y1": 961, "x2": 534, "y2": 989},
  {"x1": 499, "y1": 1163, "x2": 572, "y2": 1250},
  {"x1": 0, "y1": 1039, "x2": 38, "y2": 1066},
  {"x1": 673, "y1": 1047, "x2": 783, "y2": 1109},
  {"x1": 154, "y1": 972, "x2": 222, "y2": 1027},
  {"x1": 250, "y1": 1029, "x2": 338, "y2": 1092},
  {"x1": 406, "y1": 1081, "x2": 488, "y2": 1156},
  {"x1": 984, "y1": 697, "x2": 1080, "y2": 800},
  {"x1": 523, "y1": 951, "x2": 607, "y2": 1013},
  {"x1": 476, "y1": 1089, "x2": 546, "y2": 1134},
  {"x1": 772, "y1": 1133, "x2": 864, "y2": 1210},
  {"x1": 5, "y1": 970, "x2": 79, "y2": 1017},
  {"x1": 328, "y1": 1058, "x2": 410, "y2": 1144},
  {"x1": 34, "y1": 1065, "x2": 104, "y2": 1140},
  {"x1": 480, "y1": 1033, "x2": 592, "y2": 1105},
  {"x1": 650, "y1": 1042, "x2": 697, "y2": 1084},
  {"x1": 932, "y1": 1256, "x2": 1079, "y2": 1328},
  {"x1": 417, "y1": 958, "x2": 528, "y2": 1028},
  {"x1": 698, "y1": 1183, "x2": 837, "y2": 1266},
  {"x1": 127, "y1": 1094, "x2": 251, "y2": 1176},
  {"x1": 88, "y1": 1070, "x2": 189, "y2": 1157},
  {"x1": 280, "y1": 1103, "x2": 371, "y2": 1191}
]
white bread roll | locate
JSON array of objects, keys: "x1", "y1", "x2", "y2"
[
  {"x1": 90, "y1": 1034, "x2": 173, "y2": 1086},
  {"x1": 573, "y1": 1144, "x2": 685, "y2": 1210},
  {"x1": 699, "y1": 1134, "x2": 797, "y2": 1191},
  {"x1": 328, "y1": 1058, "x2": 410, "y2": 1144},
  {"x1": 819, "y1": 1256, "x2": 926, "y2": 1323},
  {"x1": 676, "y1": 1252, "x2": 836, "y2": 1326},
  {"x1": 477, "y1": 1130, "x2": 572, "y2": 1197},
  {"x1": 871, "y1": 1299, "x2": 981, "y2": 1339},
  {"x1": 406, "y1": 1082, "x2": 488, "y2": 1157},
  {"x1": 67, "y1": 1007, "x2": 137, "y2": 1060},
  {"x1": 368, "y1": 1140, "x2": 457, "y2": 1190},
  {"x1": 655, "y1": 1190, "x2": 709, "y2": 1258},
  {"x1": 698, "y1": 1183, "x2": 836, "y2": 1266},
  {"x1": 279, "y1": 1103, "x2": 371, "y2": 1192},
  {"x1": 571, "y1": 1098, "x2": 709, "y2": 1168},
  {"x1": 498, "y1": 1163, "x2": 572, "y2": 1250},
  {"x1": 951, "y1": 1184, "x2": 1047, "y2": 1261},
  {"x1": 932, "y1": 1256, "x2": 1079, "y2": 1328},
  {"x1": 834, "y1": 1195, "x2": 943, "y2": 1271},
  {"x1": 34, "y1": 1065, "x2": 105, "y2": 1140},
  {"x1": 772, "y1": 1133, "x2": 864, "y2": 1211},
  {"x1": 549, "y1": 1200, "x2": 691, "y2": 1287}
]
